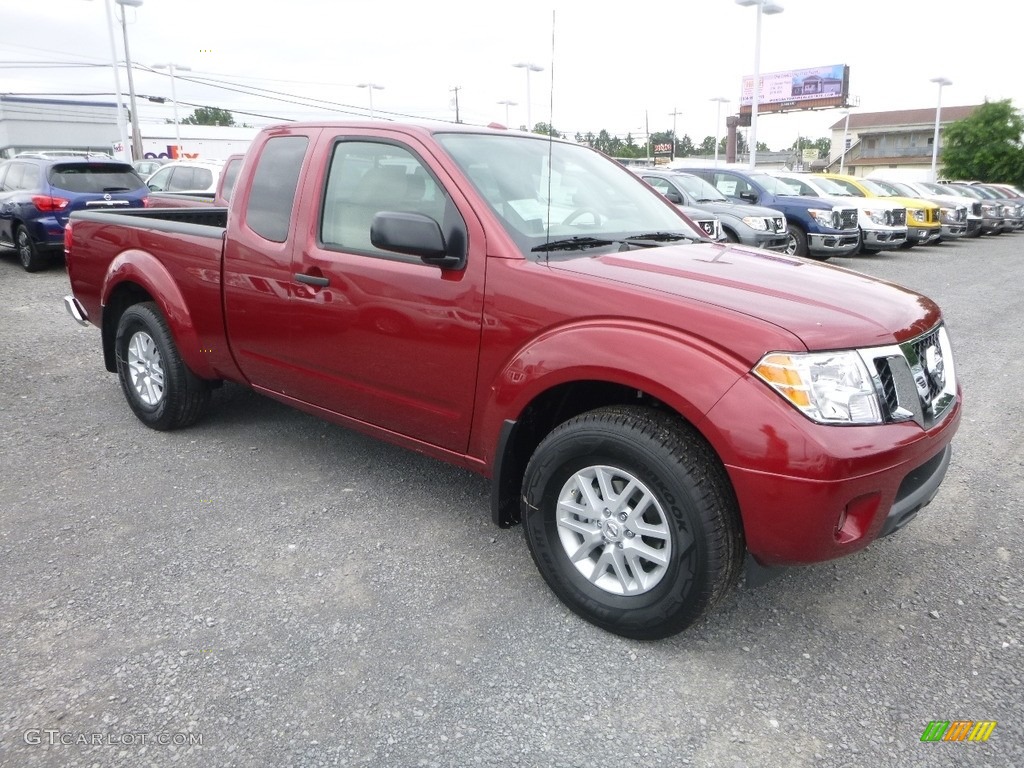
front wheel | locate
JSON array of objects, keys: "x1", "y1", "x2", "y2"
[
  {"x1": 114, "y1": 302, "x2": 211, "y2": 430},
  {"x1": 521, "y1": 406, "x2": 743, "y2": 639},
  {"x1": 784, "y1": 224, "x2": 808, "y2": 258}
]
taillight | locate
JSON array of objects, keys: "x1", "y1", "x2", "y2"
[
  {"x1": 32, "y1": 195, "x2": 70, "y2": 212},
  {"x1": 64, "y1": 222, "x2": 73, "y2": 255}
]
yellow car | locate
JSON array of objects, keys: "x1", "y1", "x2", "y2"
[{"x1": 815, "y1": 174, "x2": 942, "y2": 247}]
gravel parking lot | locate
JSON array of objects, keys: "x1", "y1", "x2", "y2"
[{"x1": 1, "y1": 235, "x2": 1021, "y2": 768}]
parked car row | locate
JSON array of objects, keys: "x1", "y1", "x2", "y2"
[
  {"x1": 635, "y1": 163, "x2": 1021, "y2": 261},
  {"x1": 0, "y1": 154, "x2": 239, "y2": 272}
]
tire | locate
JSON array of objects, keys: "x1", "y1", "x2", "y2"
[
  {"x1": 785, "y1": 224, "x2": 808, "y2": 258},
  {"x1": 521, "y1": 405, "x2": 743, "y2": 640},
  {"x1": 15, "y1": 225, "x2": 48, "y2": 272},
  {"x1": 723, "y1": 229, "x2": 739, "y2": 244},
  {"x1": 114, "y1": 302, "x2": 211, "y2": 430}
]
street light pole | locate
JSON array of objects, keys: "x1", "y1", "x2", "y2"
[
  {"x1": 357, "y1": 82, "x2": 384, "y2": 120},
  {"x1": 115, "y1": 0, "x2": 143, "y2": 161},
  {"x1": 99, "y1": 0, "x2": 131, "y2": 161},
  {"x1": 152, "y1": 62, "x2": 191, "y2": 154},
  {"x1": 930, "y1": 77, "x2": 952, "y2": 183},
  {"x1": 736, "y1": 0, "x2": 784, "y2": 169},
  {"x1": 710, "y1": 97, "x2": 729, "y2": 167},
  {"x1": 497, "y1": 99, "x2": 517, "y2": 127},
  {"x1": 668, "y1": 107, "x2": 683, "y2": 160},
  {"x1": 512, "y1": 62, "x2": 544, "y2": 132},
  {"x1": 839, "y1": 109, "x2": 851, "y2": 175}
]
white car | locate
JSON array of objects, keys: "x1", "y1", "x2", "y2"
[
  {"x1": 767, "y1": 171, "x2": 908, "y2": 254},
  {"x1": 145, "y1": 159, "x2": 224, "y2": 194}
]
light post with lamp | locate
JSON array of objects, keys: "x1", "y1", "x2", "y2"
[
  {"x1": 735, "y1": 0, "x2": 784, "y2": 169},
  {"x1": 838, "y1": 109, "x2": 851, "y2": 175},
  {"x1": 512, "y1": 62, "x2": 544, "y2": 132},
  {"x1": 710, "y1": 97, "x2": 730, "y2": 167},
  {"x1": 94, "y1": 0, "x2": 131, "y2": 161},
  {"x1": 114, "y1": 0, "x2": 143, "y2": 161},
  {"x1": 497, "y1": 99, "x2": 517, "y2": 127},
  {"x1": 357, "y1": 82, "x2": 384, "y2": 119},
  {"x1": 152, "y1": 62, "x2": 191, "y2": 154},
  {"x1": 930, "y1": 77, "x2": 952, "y2": 182}
]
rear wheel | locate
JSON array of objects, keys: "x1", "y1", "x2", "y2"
[
  {"x1": 521, "y1": 405, "x2": 743, "y2": 640},
  {"x1": 15, "y1": 225, "x2": 48, "y2": 272},
  {"x1": 114, "y1": 302, "x2": 211, "y2": 430}
]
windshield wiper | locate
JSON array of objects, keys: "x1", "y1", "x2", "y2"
[
  {"x1": 624, "y1": 232, "x2": 701, "y2": 243},
  {"x1": 531, "y1": 237, "x2": 616, "y2": 252},
  {"x1": 531, "y1": 232, "x2": 701, "y2": 253}
]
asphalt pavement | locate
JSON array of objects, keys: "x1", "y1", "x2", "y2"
[{"x1": 0, "y1": 233, "x2": 1021, "y2": 768}]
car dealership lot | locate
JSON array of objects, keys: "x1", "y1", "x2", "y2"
[{"x1": 1, "y1": 238, "x2": 1021, "y2": 767}]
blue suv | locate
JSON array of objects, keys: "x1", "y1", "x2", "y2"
[{"x1": 0, "y1": 154, "x2": 148, "y2": 271}]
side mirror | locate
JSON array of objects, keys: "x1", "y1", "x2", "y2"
[
  {"x1": 740, "y1": 191, "x2": 758, "y2": 203},
  {"x1": 664, "y1": 190, "x2": 683, "y2": 205},
  {"x1": 371, "y1": 211, "x2": 466, "y2": 270}
]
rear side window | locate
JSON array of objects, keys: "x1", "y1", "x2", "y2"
[
  {"x1": 48, "y1": 163, "x2": 145, "y2": 193},
  {"x1": 220, "y1": 158, "x2": 242, "y2": 202},
  {"x1": 245, "y1": 136, "x2": 309, "y2": 242},
  {"x1": 2, "y1": 163, "x2": 41, "y2": 192}
]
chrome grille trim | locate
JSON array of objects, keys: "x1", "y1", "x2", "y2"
[{"x1": 861, "y1": 324, "x2": 957, "y2": 429}]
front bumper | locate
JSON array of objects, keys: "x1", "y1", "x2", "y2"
[
  {"x1": 741, "y1": 230, "x2": 790, "y2": 252},
  {"x1": 861, "y1": 227, "x2": 907, "y2": 251},
  {"x1": 940, "y1": 223, "x2": 967, "y2": 239},
  {"x1": 807, "y1": 230, "x2": 860, "y2": 256},
  {"x1": 702, "y1": 372, "x2": 961, "y2": 567},
  {"x1": 907, "y1": 225, "x2": 942, "y2": 244},
  {"x1": 981, "y1": 216, "x2": 1004, "y2": 235}
]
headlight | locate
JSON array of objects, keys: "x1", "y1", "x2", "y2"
[
  {"x1": 741, "y1": 216, "x2": 769, "y2": 231},
  {"x1": 754, "y1": 350, "x2": 883, "y2": 424},
  {"x1": 807, "y1": 208, "x2": 835, "y2": 227},
  {"x1": 911, "y1": 209, "x2": 926, "y2": 223},
  {"x1": 863, "y1": 209, "x2": 888, "y2": 226}
]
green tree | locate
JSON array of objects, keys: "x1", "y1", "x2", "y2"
[
  {"x1": 675, "y1": 134, "x2": 695, "y2": 157},
  {"x1": 941, "y1": 99, "x2": 1024, "y2": 185},
  {"x1": 532, "y1": 122, "x2": 562, "y2": 138},
  {"x1": 177, "y1": 106, "x2": 236, "y2": 126},
  {"x1": 697, "y1": 136, "x2": 717, "y2": 155}
]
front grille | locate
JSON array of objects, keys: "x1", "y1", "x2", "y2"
[
  {"x1": 697, "y1": 220, "x2": 716, "y2": 236},
  {"x1": 891, "y1": 208, "x2": 906, "y2": 226},
  {"x1": 771, "y1": 217, "x2": 784, "y2": 232},
  {"x1": 972, "y1": 201, "x2": 982, "y2": 216},
  {"x1": 867, "y1": 325, "x2": 955, "y2": 429},
  {"x1": 841, "y1": 209, "x2": 857, "y2": 229}
]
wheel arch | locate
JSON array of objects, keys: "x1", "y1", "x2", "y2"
[
  {"x1": 485, "y1": 326, "x2": 752, "y2": 529},
  {"x1": 99, "y1": 251, "x2": 214, "y2": 378}
]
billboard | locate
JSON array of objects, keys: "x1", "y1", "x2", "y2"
[{"x1": 738, "y1": 64, "x2": 849, "y2": 125}]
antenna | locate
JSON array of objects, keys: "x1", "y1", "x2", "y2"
[{"x1": 543, "y1": 10, "x2": 556, "y2": 262}]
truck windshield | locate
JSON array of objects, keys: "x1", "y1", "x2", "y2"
[
  {"x1": 435, "y1": 132, "x2": 701, "y2": 257},
  {"x1": 670, "y1": 173, "x2": 728, "y2": 202}
]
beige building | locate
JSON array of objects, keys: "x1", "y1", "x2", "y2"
[{"x1": 823, "y1": 105, "x2": 980, "y2": 178}]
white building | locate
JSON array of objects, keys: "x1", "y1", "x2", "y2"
[
  {"x1": 824, "y1": 105, "x2": 981, "y2": 178},
  {"x1": 1, "y1": 95, "x2": 258, "y2": 161}
]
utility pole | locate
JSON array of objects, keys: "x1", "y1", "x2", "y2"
[
  {"x1": 668, "y1": 107, "x2": 683, "y2": 159},
  {"x1": 450, "y1": 85, "x2": 461, "y2": 123}
]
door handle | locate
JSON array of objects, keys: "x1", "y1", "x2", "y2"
[{"x1": 294, "y1": 273, "x2": 330, "y2": 287}]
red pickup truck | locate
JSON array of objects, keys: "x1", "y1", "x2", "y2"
[
  {"x1": 142, "y1": 153, "x2": 244, "y2": 209},
  {"x1": 63, "y1": 121, "x2": 962, "y2": 639}
]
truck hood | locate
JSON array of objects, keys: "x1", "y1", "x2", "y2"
[
  {"x1": 690, "y1": 200, "x2": 782, "y2": 220},
  {"x1": 548, "y1": 241, "x2": 940, "y2": 350}
]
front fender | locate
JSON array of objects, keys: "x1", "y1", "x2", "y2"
[
  {"x1": 102, "y1": 250, "x2": 214, "y2": 379},
  {"x1": 472, "y1": 320, "x2": 757, "y2": 463}
]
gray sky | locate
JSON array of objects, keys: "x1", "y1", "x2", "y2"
[{"x1": 3, "y1": 0, "x2": 1019, "y2": 151}]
